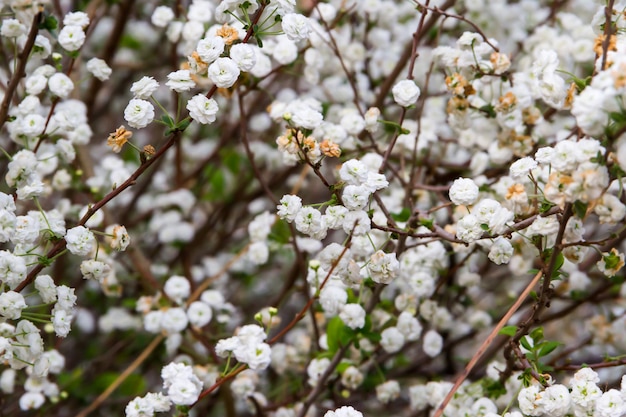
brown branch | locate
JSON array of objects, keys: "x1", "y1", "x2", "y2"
[{"x1": 0, "y1": 11, "x2": 42, "y2": 131}]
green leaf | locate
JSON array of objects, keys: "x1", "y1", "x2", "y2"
[
  {"x1": 268, "y1": 218, "x2": 291, "y2": 244},
  {"x1": 573, "y1": 200, "x2": 588, "y2": 219},
  {"x1": 161, "y1": 115, "x2": 175, "y2": 128},
  {"x1": 326, "y1": 316, "x2": 344, "y2": 354},
  {"x1": 175, "y1": 118, "x2": 191, "y2": 132},
  {"x1": 520, "y1": 335, "x2": 532, "y2": 351},
  {"x1": 530, "y1": 327, "x2": 544, "y2": 342},
  {"x1": 480, "y1": 223, "x2": 489, "y2": 231},
  {"x1": 551, "y1": 252, "x2": 564, "y2": 279},
  {"x1": 499, "y1": 325, "x2": 517, "y2": 337},
  {"x1": 39, "y1": 15, "x2": 58, "y2": 31},
  {"x1": 538, "y1": 341, "x2": 561, "y2": 357},
  {"x1": 482, "y1": 378, "x2": 507, "y2": 399},
  {"x1": 539, "y1": 200, "x2": 556, "y2": 214},
  {"x1": 479, "y1": 104, "x2": 496, "y2": 118},
  {"x1": 391, "y1": 207, "x2": 411, "y2": 222}
]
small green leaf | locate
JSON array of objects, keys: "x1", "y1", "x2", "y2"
[
  {"x1": 479, "y1": 104, "x2": 496, "y2": 118},
  {"x1": 480, "y1": 223, "x2": 489, "y2": 231},
  {"x1": 539, "y1": 200, "x2": 556, "y2": 214},
  {"x1": 538, "y1": 341, "x2": 561, "y2": 357},
  {"x1": 391, "y1": 208, "x2": 411, "y2": 222},
  {"x1": 499, "y1": 325, "x2": 517, "y2": 337},
  {"x1": 175, "y1": 118, "x2": 191, "y2": 132},
  {"x1": 573, "y1": 200, "x2": 588, "y2": 219},
  {"x1": 530, "y1": 327, "x2": 544, "y2": 342},
  {"x1": 39, "y1": 15, "x2": 58, "y2": 31},
  {"x1": 520, "y1": 336, "x2": 532, "y2": 351}
]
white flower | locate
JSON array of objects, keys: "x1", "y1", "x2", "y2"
[
  {"x1": 376, "y1": 380, "x2": 400, "y2": 404},
  {"x1": 230, "y1": 43, "x2": 256, "y2": 71},
  {"x1": 25, "y1": 74, "x2": 47, "y2": 95},
  {"x1": 19, "y1": 392, "x2": 45, "y2": 410},
  {"x1": 307, "y1": 357, "x2": 331, "y2": 387},
  {"x1": 339, "y1": 159, "x2": 369, "y2": 185},
  {"x1": 324, "y1": 406, "x2": 363, "y2": 417},
  {"x1": 86, "y1": 58, "x2": 112, "y2": 81},
  {"x1": 1, "y1": 19, "x2": 26, "y2": 37},
  {"x1": 339, "y1": 303, "x2": 366, "y2": 329},
  {"x1": 319, "y1": 286, "x2": 347, "y2": 315},
  {"x1": 277, "y1": 194, "x2": 302, "y2": 222},
  {"x1": 63, "y1": 11, "x2": 90, "y2": 28},
  {"x1": 341, "y1": 366, "x2": 363, "y2": 390},
  {"x1": 381, "y1": 327, "x2": 405, "y2": 353},
  {"x1": 52, "y1": 307, "x2": 73, "y2": 337},
  {"x1": 166, "y1": 70, "x2": 195, "y2": 92},
  {"x1": 167, "y1": 376, "x2": 202, "y2": 406},
  {"x1": 187, "y1": 301, "x2": 212, "y2": 327},
  {"x1": 235, "y1": 342, "x2": 272, "y2": 370},
  {"x1": 281, "y1": 13, "x2": 311, "y2": 41},
  {"x1": 449, "y1": 177, "x2": 479, "y2": 205},
  {"x1": 272, "y1": 38, "x2": 298, "y2": 65},
  {"x1": 294, "y1": 206, "x2": 326, "y2": 239},
  {"x1": 422, "y1": 329, "x2": 443, "y2": 357},
  {"x1": 510, "y1": 157, "x2": 538, "y2": 180},
  {"x1": 368, "y1": 250, "x2": 400, "y2": 284},
  {"x1": 164, "y1": 276, "x2": 191, "y2": 304},
  {"x1": 186, "y1": 95, "x2": 219, "y2": 124},
  {"x1": 151, "y1": 5, "x2": 175, "y2": 27},
  {"x1": 397, "y1": 311, "x2": 422, "y2": 341},
  {"x1": 80, "y1": 260, "x2": 110, "y2": 281},
  {"x1": 536, "y1": 384, "x2": 571, "y2": 417},
  {"x1": 0, "y1": 291, "x2": 26, "y2": 319},
  {"x1": 65, "y1": 226, "x2": 95, "y2": 256},
  {"x1": 196, "y1": 36, "x2": 225, "y2": 63},
  {"x1": 287, "y1": 99, "x2": 324, "y2": 129},
  {"x1": 130, "y1": 76, "x2": 159, "y2": 99},
  {"x1": 48, "y1": 73, "x2": 74, "y2": 98},
  {"x1": 34, "y1": 275, "x2": 57, "y2": 303},
  {"x1": 392, "y1": 79, "x2": 421, "y2": 107},
  {"x1": 595, "y1": 389, "x2": 626, "y2": 417},
  {"x1": 488, "y1": 236, "x2": 514, "y2": 265},
  {"x1": 342, "y1": 210, "x2": 370, "y2": 235},
  {"x1": 58, "y1": 25, "x2": 86, "y2": 51},
  {"x1": 106, "y1": 224, "x2": 130, "y2": 251},
  {"x1": 160, "y1": 307, "x2": 189, "y2": 334},
  {"x1": 518, "y1": 385, "x2": 543, "y2": 416},
  {"x1": 456, "y1": 214, "x2": 483, "y2": 243},
  {"x1": 342, "y1": 184, "x2": 371, "y2": 210},
  {"x1": 124, "y1": 98, "x2": 155, "y2": 129},
  {"x1": 208, "y1": 57, "x2": 240, "y2": 88}
]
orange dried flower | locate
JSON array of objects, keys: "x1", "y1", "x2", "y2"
[{"x1": 107, "y1": 125, "x2": 132, "y2": 153}]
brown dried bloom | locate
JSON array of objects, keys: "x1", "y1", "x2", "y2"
[
  {"x1": 107, "y1": 125, "x2": 132, "y2": 153},
  {"x1": 216, "y1": 24, "x2": 239, "y2": 45},
  {"x1": 445, "y1": 72, "x2": 472, "y2": 96},
  {"x1": 496, "y1": 92, "x2": 517, "y2": 113},
  {"x1": 490, "y1": 52, "x2": 511, "y2": 74},
  {"x1": 320, "y1": 139, "x2": 341, "y2": 157},
  {"x1": 564, "y1": 82, "x2": 577, "y2": 109},
  {"x1": 188, "y1": 51, "x2": 208, "y2": 75},
  {"x1": 593, "y1": 33, "x2": 617, "y2": 57},
  {"x1": 143, "y1": 145, "x2": 156, "y2": 158},
  {"x1": 612, "y1": 62, "x2": 626, "y2": 88}
]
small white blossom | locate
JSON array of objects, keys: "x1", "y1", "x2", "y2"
[
  {"x1": 449, "y1": 177, "x2": 479, "y2": 206},
  {"x1": 86, "y1": 58, "x2": 112, "y2": 81},
  {"x1": 230, "y1": 43, "x2": 256, "y2": 72},
  {"x1": 208, "y1": 57, "x2": 240, "y2": 88},
  {"x1": 186, "y1": 95, "x2": 219, "y2": 124},
  {"x1": 166, "y1": 70, "x2": 195, "y2": 92},
  {"x1": 124, "y1": 98, "x2": 155, "y2": 129},
  {"x1": 65, "y1": 226, "x2": 96, "y2": 256},
  {"x1": 151, "y1": 6, "x2": 175, "y2": 27},
  {"x1": 130, "y1": 76, "x2": 159, "y2": 99},
  {"x1": 339, "y1": 303, "x2": 366, "y2": 329},
  {"x1": 58, "y1": 25, "x2": 86, "y2": 51},
  {"x1": 392, "y1": 79, "x2": 421, "y2": 107},
  {"x1": 281, "y1": 13, "x2": 311, "y2": 41}
]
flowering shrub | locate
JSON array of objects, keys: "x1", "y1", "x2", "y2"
[{"x1": 1, "y1": 0, "x2": 626, "y2": 416}]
